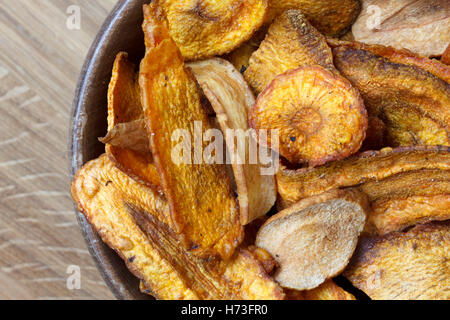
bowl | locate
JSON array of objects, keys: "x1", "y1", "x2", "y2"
[{"x1": 69, "y1": 0, "x2": 151, "y2": 300}]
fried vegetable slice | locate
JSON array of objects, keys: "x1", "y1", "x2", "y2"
[
  {"x1": 105, "y1": 52, "x2": 161, "y2": 192},
  {"x1": 100, "y1": 120, "x2": 148, "y2": 155},
  {"x1": 352, "y1": 0, "x2": 450, "y2": 57},
  {"x1": 249, "y1": 65, "x2": 367, "y2": 166},
  {"x1": 369, "y1": 194, "x2": 450, "y2": 236},
  {"x1": 256, "y1": 189, "x2": 368, "y2": 290},
  {"x1": 358, "y1": 169, "x2": 450, "y2": 234},
  {"x1": 344, "y1": 221, "x2": 450, "y2": 300},
  {"x1": 277, "y1": 146, "x2": 450, "y2": 207},
  {"x1": 140, "y1": 4, "x2": 243, "y2": 259},
  {"x1": 332, "y1": 45, "x2": 450, "y2": 147},
  {"x1": 187, "y1": 58, "x2": 276, "y2": 225},
  {"x1": 265, "y1": 0, "x2": 361, "y2": 37},
  {"x1": 154, "y1": 0, "x2": 268, "y2": 61},
  {"x1": 72, "y1": 156, "x2": 284, "y2": 300},
  {"x1": 245, "y1": 10, "x2": 336, "y2": 94},
  {"x1": 328, "y1": 39, "x2": 450, "y2": 84}
]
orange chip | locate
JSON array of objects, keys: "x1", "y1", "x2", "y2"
[
  {"x1": 245, "y1": 10, "x2": 336, "y2": 95},
  {"x1": 154, "y1": 0, "x2": 268, "y2": 60},
  {"x1": 105, "y1": 52, "x2": 161, "y2": 191},
  {"x1": 249, "y1": 65, "x2": 367, "y2": 166},
  {"x1": 139, "y1": 4, "x2": 243, "y2": 259},
  {"x1": 72, "y1": 155, "x2": 284, "y2": 300},
  {"x1": 265, "y1": 0, "x2": 361, "y2": 37}
]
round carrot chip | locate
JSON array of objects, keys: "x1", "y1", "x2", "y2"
[{"x1": 249, "y1": 65, "x2": 367, "y2": 166}]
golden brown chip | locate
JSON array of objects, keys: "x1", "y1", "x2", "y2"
[
  {"x1": 344, "y1": 221, "x2": 450, "y2": 300},
  {"x1": 369, "y1": 194, "x2": 450, "y2": 236},
  {"x1": 140, "y1": 4, "x2": 243, "y2": 259},
  {"x1": 352, "y1": 0, "x2": 450, "y2": 58},
  {"x1": 265, "y1": 0, "x2": 361, "y2": 37},
  {"x1": 256, "y1": 189, "x2": 368, "y2": 290},
  {"x1": 187, "y1": 58, "x2": 276, "y2": 225},
  {"x1": 277, "y1": 146, "x2": 450, "y2": 207},
  {"x1": 154, "y1": 0, "x2": 268, "y2": 61},
  {"x1": 328, "y1": 39, "x2": 450, "y2": 84},
  {"x1": 249, "y1": 65, "x2": 367, "y2": 166},
  {"x1": 332, "y1": 42, "x2": 450, "y2": 147},
  {"x1": 72, "y1": 156, "x2": 284, "y2": 300},
  {"x1": 105, "y1": 52, "x2": 161, "y2": 192},
  {"x1": 245, "y1": 10, "x2": 336, "y2": 94}
]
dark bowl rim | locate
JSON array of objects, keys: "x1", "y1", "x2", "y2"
[{"x1": 68, "y1": 0, "x2": 131, "y2": 300}]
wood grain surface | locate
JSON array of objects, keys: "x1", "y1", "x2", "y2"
[{"x1": 0, "y1": 0, "x2": 117, "y2": 300}]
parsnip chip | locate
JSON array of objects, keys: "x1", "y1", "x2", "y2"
[
  {"x1": 139, "y1": 4, "x2": 243, "y2": 259},
  {"x1": 265, "y1": 0, "x2": 361, "y2": 37},
  {"x1": 328, "y1": 39, "x2": 450, "y2": 84},
  {"x1": 187, "y1": 58, "x2": 276, "y2": 225},
  {"x1": 277, "y1": 146, "x2": 450, "y2": 208},
  {"x1": 257, "y1": 189, "x2": 368, "y2": 290},
  {"x1": 245, "y1": 10, "x2": 336, "y2": 94},
  {"x1": 345, "y1": 221, "x2": 450, "y2": 300},
  {"x1": 352, "y1": 0, "x2": 450, "y2": 57},
  {"x1": 154, "y1": 0, "x2": 268, "y2": 61},
  {"x1": 332, "y1": 40, "x2": 450, "y2": 147},
  {"x1": 105, "y1": 52, "x2": 161, "y2": 191},
  {"x1": 100, "y1": 119, "x2": 148, "y2": 155},
  {"x1": 249, "y1": 65, "x2": 367, "y2": 166},
  {"x1": 71, "y1": 156, "x2": 284, "y2": 300}
]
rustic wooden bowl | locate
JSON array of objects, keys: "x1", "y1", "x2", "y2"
[{"x1": 69, "y1": 0, "x2": 151, "y2": 300}]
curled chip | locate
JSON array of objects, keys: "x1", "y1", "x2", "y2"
[
  {"x1": 104, "y1": 52, "x2": 161, "y2": 192},
  {"x1": 245, "y1": 9, "x2": 336, "y2": 94},
  {"x1": 72, "y1": 156, "x2": 284, "y2": 300},
  {"x1": 352, "y1": 0, "x2": 450, "y2": 58},
  {"x1": 345, "y1": 221, "x2": 450, "y2": 300},
  {"x1": 140, "y1": 4, "x2": 243, "y2": 259},
  {"x1": 187, "y1": 58, "x2": 276, "y2": 225},
  {"x1": 256, "y1": 189, "x2": 368, "y2": 290},
  {"x1": 359, "y1": 169, "x2": 450, "y2": 235},
  {"x1": 154, "y1": 0, "x2": 268, "y2": 61},
  {"x1": 249, "y1": 65, "x2": 367, "y2": 166},
  {"x1": 277, "y1": 146, "x2": 450, "y2": 208},
  {"x1": 332, "y1": 45, "x2": 450, "y2": 147},
  {"x1": 328, "y1": 39, "x2": 450, "y2": 84},
  {"x1": 265, "y1": 0, "x2": 361, "y2": 37},
  {"x1": 100, "y1": 120, "x2": 148, "y2": 155}
]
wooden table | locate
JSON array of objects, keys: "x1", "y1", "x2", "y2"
[{"x1": 0, "y1": 0, "x2": 118, "y2": 299}]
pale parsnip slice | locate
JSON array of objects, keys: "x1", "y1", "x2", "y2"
[{"x1": 188, "y1": 58, "x2": 276, "y2": 225}]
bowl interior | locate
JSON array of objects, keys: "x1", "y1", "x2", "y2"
[{"x1": 69, "y1": 0, "x2": 151, "y2": 300}]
